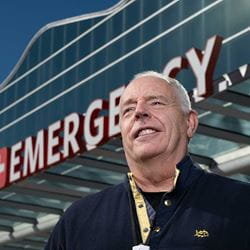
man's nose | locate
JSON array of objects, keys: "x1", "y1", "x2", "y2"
[{"x1": 134, "y1": 103, "x2": 150, "y2": 120}]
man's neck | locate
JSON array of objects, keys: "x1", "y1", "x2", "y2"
[{"x1": 127, "y1": 153, "x2": 183, "y2": 192}]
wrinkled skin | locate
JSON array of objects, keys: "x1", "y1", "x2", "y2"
[{"x1": 119, "y1": 76, "x2": 198, "y2": 171}]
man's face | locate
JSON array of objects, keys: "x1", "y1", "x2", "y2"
[{"x1": 119, "y1": 76, "x2": 195, "y2": 163}]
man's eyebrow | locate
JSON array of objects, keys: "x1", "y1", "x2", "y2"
[
  {"x1": 145, "y1": 95, "x2": 170, "y2": 102},
  {"x1": 121, "y1": 95, "x2": 173, "y2": 107},
  {"x1": 121, "y1": 98, "x2": 137, "y2": 107}
]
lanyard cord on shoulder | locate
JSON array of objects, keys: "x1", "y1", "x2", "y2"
[
  {"x1": 128, "y1": 187, "x2": 141, "y2": 246},
  {"x1": 127, "y1": 169, "x2": 180, "y2": 245},
  {"x1": 128, "y1": 173, "x2": 151, "y2": 244}
]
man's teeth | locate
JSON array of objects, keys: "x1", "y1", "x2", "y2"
[{"x1": 138, "y1": 129, "x2": 156, "y2": 137}]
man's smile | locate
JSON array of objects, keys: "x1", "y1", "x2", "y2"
[
  {"x1": 133, "y1": 127, "x2": 160, "y2": 140},
  {"x1": 137, "y1": 128, "x2": 157, "y2": 137}
]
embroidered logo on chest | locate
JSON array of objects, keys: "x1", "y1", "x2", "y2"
[{"x1": 194, "y1": 229, "x2": 209, "y2": 238}]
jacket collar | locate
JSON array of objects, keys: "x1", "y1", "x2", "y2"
[{"x1": 123, "y1": 154, "x2": 204, "y2": 193}]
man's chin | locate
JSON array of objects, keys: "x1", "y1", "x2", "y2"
[{"x1": 133, "y1": 148, "x2": 162, "y2": 161}]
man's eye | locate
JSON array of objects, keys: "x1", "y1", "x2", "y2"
[
  {"x1": 152, "y1": 101, "x2": 163, "y2": 105},
  {"x1": 123, "y1": 107, "x2": 134, "y2": 115}
]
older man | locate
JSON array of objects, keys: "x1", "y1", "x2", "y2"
[{"x1": 46, "y1": 71, "x2": 250, "y2": 250}]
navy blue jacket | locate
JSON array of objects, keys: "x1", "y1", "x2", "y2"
[{"x1": 45, "y1": 156, "x2": 250, "y2": 249}]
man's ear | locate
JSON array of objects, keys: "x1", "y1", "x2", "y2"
[{"x1": 187, "y1": 110, "x2": 199, "y2": 139}]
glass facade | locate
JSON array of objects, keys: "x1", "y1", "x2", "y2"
[{"x1": 0, "y1": 0, "x2": 249, "y2": 248}]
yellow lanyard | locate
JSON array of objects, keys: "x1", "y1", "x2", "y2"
[
  {"x1": 128, "y1": 172, "x2": 151, "y2": 244},
  {"x1": 128, "y1": 169, "x2": 180, "y2": 244}
]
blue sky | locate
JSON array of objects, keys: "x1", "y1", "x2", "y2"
[{"x1": 0, "y1": 0, "x2": 119, "y2": 83}]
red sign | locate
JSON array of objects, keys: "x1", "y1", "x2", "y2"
[
  {"x1": 0, "y1": 148, "x2": 9, "y2": 189},
  {"x1": 0, "y1": 86, "x2": 125, "y2": 189},
  {"x1": 163, "y1": 35, "x2": 223, "y2": 98}
]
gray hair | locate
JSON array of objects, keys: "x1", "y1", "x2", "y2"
[{"x1": 132, "y1": 71, "x2": 191, "y2": 114}]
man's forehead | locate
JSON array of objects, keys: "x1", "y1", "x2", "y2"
[{"x1": 120, "y1": 76, "x2": 174, "y2": 104}]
